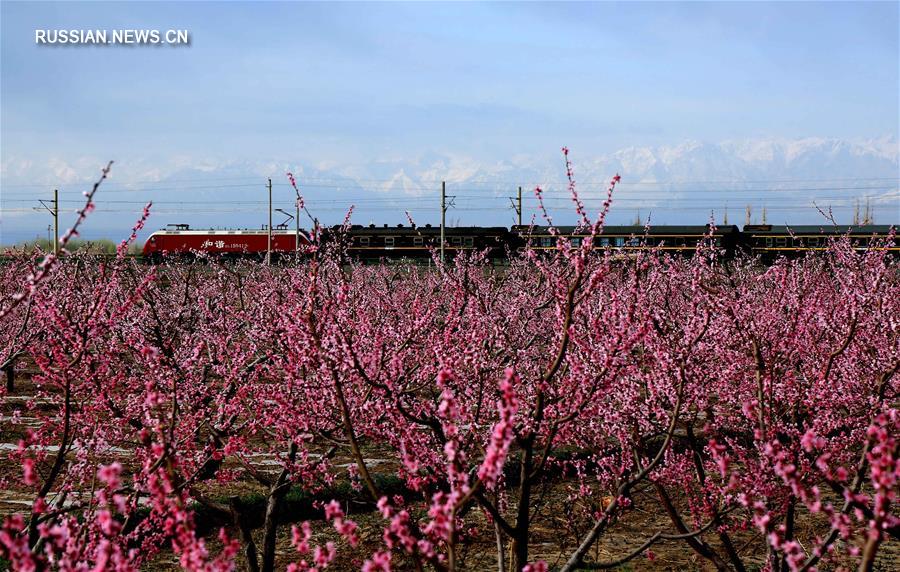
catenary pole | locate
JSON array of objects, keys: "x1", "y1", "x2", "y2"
[
  {"x1": 517, "y1": 186, "x2": 522, "y2": 227},
  {"x1": 53, "y1": 189, "x2": 59, "y2": 255},
  {"x1": 267, "y1": 178, "x2": 272, "y2": 265},
  {"x1": 440, "y1": 181, "x2": 446, "y2": 264}
]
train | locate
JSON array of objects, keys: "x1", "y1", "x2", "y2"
[
  {"x1": 142, "y1": 222, "x2": 898, "y2": 262},
  {"x1": 142, "y1": 224, "x2": 310, "y2": 258}
]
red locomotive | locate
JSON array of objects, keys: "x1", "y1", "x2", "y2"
[
  {"x1": 142, "y1": 222, "x2": 897, "y2": 262},
  {"x1": 142, "y1": 224, "x2": 311, "y2": 259}
]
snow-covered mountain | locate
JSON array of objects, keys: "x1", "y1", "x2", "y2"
[
  {"x1": 2, "y1": 137, "x2": 897, "y2": 244},
  {"x1": 549, "y1": 137, "x2": 899, "y2": 185}
]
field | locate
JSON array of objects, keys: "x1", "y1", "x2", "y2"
[
  {"x1": 3, "y1": 0, "x2": 898, "y2": 567},
  {"x1": 0, "y1": 189, "x2": 898, "y2": 571}
]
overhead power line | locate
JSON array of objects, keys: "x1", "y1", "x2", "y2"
[
  {"x1": 4, "y1": 193, "x2": 898, "y2": 206},
  {"x1": 2, "y1": 174, "x2": 898, "y2": 189},
  {"x1": 2, "y1": 204, "x2": 892, "y2": 215},
  {"x1": 3, "y1": 184, "x2": 897, "y2": 200}
]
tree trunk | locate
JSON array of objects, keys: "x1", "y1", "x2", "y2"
[
  {"x1": 4, "y1": 358, "x2": 15, "y2": 393},
  {"x1": 858, "y1": 530, "x2": 882, "y2": 572},
  {"x1": 510, "y1": 448, "x2": 533, "y2": 571},
  {"x1": 261, "y1": 442, "x2": 298, "y2": 572},
  {"x1": 230, "y1": 497, "x2": 260, "y2": 572}
]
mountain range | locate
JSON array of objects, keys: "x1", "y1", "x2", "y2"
[{"x1": 2, "y1": 136, "x2": 897, "y2": 244}]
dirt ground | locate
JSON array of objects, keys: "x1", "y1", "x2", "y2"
[{"x1": 2, "y1": 362, "x2": 897, "y2": 571}]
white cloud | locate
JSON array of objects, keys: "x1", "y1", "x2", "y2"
[{"x1": 2, "y1": 136, "x2": 897, "y2": 244}]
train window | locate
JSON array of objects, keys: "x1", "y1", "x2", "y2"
[
  {"x1": 451, "y1": 236, "x2": 462, "y2": 246},
  {"x1": 413, "y1": 236, "x2": 424, "y2": 247},
  {"x1": 776, "y1": 237, "x2": 787, "y2": 247},
  {"x1": 675, "y1": 238, "x2": 686, "y2": 247},
  {"x1": 571, "y1": 237, "x2": 582, "y2": 247},
  {"x1": 541, "y1": 237, "x2": 553, "y2": 247},
  {"x1": 385, "y1": 237, "x2": 395, "y2": 248},
  {"x1": 599, "y1": 238, "x2": 610, "y2": 247},
  {"x1": 614, "y1": 237, "x2": 625, "y2": 247},
  {"x1": 464, "y1": 237, "x2": 474, "y2": 247},
  {"x1": 713, "y1": 237, "x2": 722, "y2": 246},
  {"x1": 359, "y1": 236, "x2": 370, "y2": 246},
  {"x1": 766, "y1": 237, "x2": 773, "y2": 248},
  {"x1": 626, "y1": 237, "x2": 640, "y2": 247},
  {"x1": 808, "y1": 237, "x2": 819, "y2": 247}
]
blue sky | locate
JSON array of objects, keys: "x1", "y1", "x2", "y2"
[{"x1": 1, "y1": 1, "x2": 898, "y2": 241}]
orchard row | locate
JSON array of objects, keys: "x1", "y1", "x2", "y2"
[{"x1": 0, "y1": 163, "x2": 896, "y2": 571}]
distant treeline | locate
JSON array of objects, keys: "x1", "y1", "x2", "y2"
[{"x1": 4, "y1": 238, "x2": 142, "y2": 255}]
